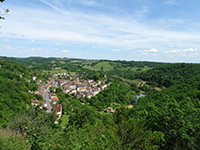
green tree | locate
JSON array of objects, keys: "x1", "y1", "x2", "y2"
[
  {"x1": 68, "y1": 105, "x2": 99, "y2": 128},
  {"x1": 0, "y1": 0, "x2": 9, "y2": 20},
  {"x1": 118, "y1": 119, "x2": 160, "y2": 149},
  {"x1": 138, "y1": 97, "x2": 200, "y2": 149}
]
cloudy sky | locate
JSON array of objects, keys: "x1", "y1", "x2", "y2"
[{"x1": 1, "y1": 0, "x2": 200, "y2": 62}]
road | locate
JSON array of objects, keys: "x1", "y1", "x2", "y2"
[{"x1": 43, "y1": 89, "x2": 51, "y2": 113}]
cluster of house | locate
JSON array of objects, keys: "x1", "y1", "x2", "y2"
[
  {"x1": 51, "y1": 103, "x2": 62, "y2": 124},
  {"x1": 30, "y1": 73, "x2": 112, "y2": 124},
  {"x1": 56, "y1": 78, "x2": 111, "y2": 99},
  {"x1": 31, "y1": 99, "x2": 43, "y2": 109},
  {"x1": 53, "y1": 72, "x2": 76, "y2": 80},
  {"x1": 34, "y1": 77, "x2": 111, "y2": 99}
]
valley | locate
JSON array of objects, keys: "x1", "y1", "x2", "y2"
[{"x1": 1, "y1": 57, "x2": 200, "y2": 150}]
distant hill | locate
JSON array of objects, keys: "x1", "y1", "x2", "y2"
[
  {"x1": 1, "y1": 57, "x2": 163, "y2": 80},
  {"x1": 137, "y1": 63, "x2": 200, "y2": 87}
]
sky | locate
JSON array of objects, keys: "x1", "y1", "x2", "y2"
[{"x1": 1, "y1": 0, "x2": 200, "y2": 62}]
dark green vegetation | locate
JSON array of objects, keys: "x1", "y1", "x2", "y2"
[
  {"x1": 0, "y1": 0, "x2": 9, "y2": 20},
  {"x1": 0, "y1": 56, "x2": 200, "y2": 149},
  {"x1": 0, "y1": 58, "x2": 38, "y2": 125}
]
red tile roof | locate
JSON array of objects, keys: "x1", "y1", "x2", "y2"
[
  {"x1": 31, "y1": 100, "x2": 43, "y2": 104},
  {"x1": 51, "y1": 97, "x2": 58, "y2": 101}
]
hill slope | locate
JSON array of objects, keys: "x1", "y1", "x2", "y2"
[
  {"x1": 0, "y1": 58, "x2": 37, "y2": 125},
  {"x1": 137, "y1": 63, "x2": 200, "y2": 87}
]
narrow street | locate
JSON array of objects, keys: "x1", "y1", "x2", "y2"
[{"x1": 43, "y1": 90, "x2": 51, "y2": 113}]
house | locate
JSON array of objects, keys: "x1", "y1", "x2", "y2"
[
  {"x1": 37, "y1": 79, "x2": 42, "y2": 83},
  {"x1": 76, "y1": 92, "x2": 83, "y2": 99},
  {"x1": 103, "y1": 107, "x2": 115, "y2": 113},
  {"x1": 51, "y1": 96, "x2": 59, "y2": 104},
  {"x1": 63, "y1": 72, "x2": 69, "y2": 76},
  {"x1": 31, "y1": 100, "x2": 43, "y2": 109},
  {"x1": 51, "y1": 104, "x2": 62, "y2": 124},
  {"x1": 77, "y1": 85, "x2": 86, "y2": 93},
  {"x1": 63, "y1": 87, "x2": 70, "y2": 94},
  {"x1": 88, "y1": 79, "x2": 94, "y2": 83},
  {"x1": 97, "y1": 80, "x2": 102, "y2": 85},
  {"x1": 107, "y1": 107, "x2": 115, "y2": 113},
  {"x1": 50, "y1": 93, "x2": 57, "y2": 97},
  {"x1": 86, "y1": 93, "x2": 93, "y2": 99},
  {"x1": 92, "y1": 88, "x2": 100, "y2": 96},
  {"x1": 32, "y1": 76, "x2": 37, "y2": 80},
  {"x1": 69, "y1": 89, "x2": 77, "y2": 95},
  {"x1": 34, "y1": 90, "x2": 41, "y2": 95},
  {"x1": 38, "y1": 84, "x2": 45, "y2": 94},
  {"x1": 60, "y1": 81, "x2": 67, "y2": 87},
  {"x1": 86, "y1": 86, "x2": 92, "y2": 92},
  {"x1": 101, "y1": 84, "x2": 108, "y2": 90},
  {"x1": 69, "y1": 84, "x2": 76, "y2": 90}
]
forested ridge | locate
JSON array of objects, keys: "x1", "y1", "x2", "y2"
[
  {"x1": 0, "y1": 57, "x2": 200, "y2": 149},
  {"x1": 137, "y1": 63, "x2": 200, "y2": 87}
]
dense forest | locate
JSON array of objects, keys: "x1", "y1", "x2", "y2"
[{"x1": 1, "y1": 57, "x2": 200, "y2": 149}]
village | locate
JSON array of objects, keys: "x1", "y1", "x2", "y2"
[{"x1": 30, "y1": 72, "x2": 112, "y2": 124}]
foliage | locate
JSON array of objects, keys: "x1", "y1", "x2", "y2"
[
  {"x1": 9, "y1": 107, "x2": 59, "y2": 149},
  {"x1": 0, "y1": 0, "x2": 9, "y2": 20},
  {"x1": 2, "y1": 57, "x2": 200, "y2": 149},
  {"x1": 86, "y1": 80, "x2": 135, "y2": 110},
  {"x1": 127, "y1": 70, "x2": 200, "y2": 149},
  {"x1": 0, "y1": 58, "x2": 37, "y2": 126},
  {"x1": 137, "y1": 63, "x2": 200, "y2": 88},
  {"x1": 0, "y1": 128, "x2": 31, "y2": 150},
  {"x1": 118, "y1": 119, "x2": 160, "y2": 150}
]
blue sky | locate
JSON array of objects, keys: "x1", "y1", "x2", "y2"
[{"x1": 1, "y1": 0, "x2": 200, "y2": 62}]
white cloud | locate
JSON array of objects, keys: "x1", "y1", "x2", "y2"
[
  {"x1": 142, "y1": 52, "x2": 147, "y2": 55},
  {"x1": 147, "y1": 48, "x2": 158, "y2": 52},
  {"x1": 164, "y1": 48, "x2": 200, "y2": 57},
  {"x1": 111, "y1": 49, "x2": 121, "y2": 52},
  {"x1": 1, "y1": 39, "x2": 9, "y2": 42},
  {"x1": 92, "y1": 45, "x2": 96, "y2": 48},
  {"x1": 0, "y1": 45, "x2": 13, "y2": 50},
  {"x1": 30, "y1": 40, "x2": 35, "y2": 43},
  {"x1": 164, "y1": 0, "x2": 177, "y2": 5},
  {"x1": 62, "y1": 50, "x2": 70, "y2": 53},
  {"x1": 54, "y1": 42, "x2": 64, "y2": 46},
  {"x1": 138, "y1": 48, "x2": 159, "y2": 53},
  {"x1": 82, "y1": 0, "x2": 98, "y2": 6},
  {"x1": 185, "y1": 48, "x2": 198, "y2": 52}
]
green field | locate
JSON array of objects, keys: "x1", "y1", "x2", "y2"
[
  {"x1": 83, "y1": 61, "x2": 114, "y2": 72},
  {"x1": 48, "y1": 69, "x2": 67, "y2": 73},
  {"x1": 113, "y1": 75, "x2": 140, "y2": 86},
  {"x1": 83, "y1": 61, "x2": 151, "y2": 73},
  {"x1": 60, "y1": 115, "x2": 69, "y2": 128},
  {"x1": 47, "y1": 69, "x2": 76, "y2": 75}
]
